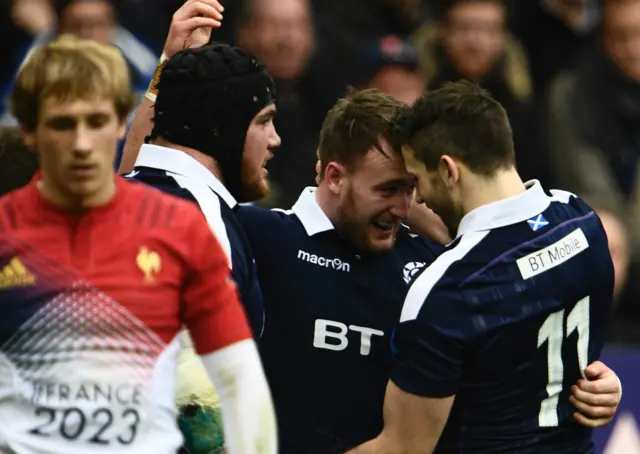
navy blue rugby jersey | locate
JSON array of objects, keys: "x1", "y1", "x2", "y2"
[
  {"x1": 236, "y1": 187, "x2": 444, "y2": 453},
  {"x1": 392, "y1": 181, "x2": 614, "y2": 454}
]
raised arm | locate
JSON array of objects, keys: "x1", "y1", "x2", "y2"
[
  {"x1": 181, "y1": 208, "x2": 277, "y2": 454},
  {"x1": 118, "y1": 0, "x2": 224, "y2": 174}
]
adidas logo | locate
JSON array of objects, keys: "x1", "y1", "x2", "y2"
[{"x1": 0, "y1": 258, "x2": 36, "y2": 288}]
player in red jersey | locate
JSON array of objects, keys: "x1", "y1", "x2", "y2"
[{"x1": 0, "y1": 35, "x2": 277, "y2": 454}]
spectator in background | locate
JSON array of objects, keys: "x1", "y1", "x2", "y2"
[
  {"x1": 236, "y1": 0, "x2": 320, "y2": 208},
  {"x1": 358, "y1": 35, "x2": 426, "y2": 106},
  {"x1": 599, "y1": 210, "x2": 630, "y2": 303},
  {"x1": 509, "y1": 0, "x2": 600, "y2": 100},
  {"x1": 1, "y1": 0, "x2": 158, "y2": 125},
  {"x1": 547, "y1": 0, "x2": 640, "y2": 317},
  {"x1": 547, "y1": 0, "x2": 640, "y2": 264},
  {"x1": 413, "y1": 0, "x2": 549, "y2": 185},
  {"x1": 0, "y1": 126, "x2": 38, "y2": 196}
]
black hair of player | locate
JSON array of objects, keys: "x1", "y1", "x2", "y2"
[{"x1": 402, "y1": 80, "x2": 515, "y2": 176}]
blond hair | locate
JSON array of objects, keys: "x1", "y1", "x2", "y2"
[{"x1": 10, "y1": 35, "x2": 136, "y2": 131}]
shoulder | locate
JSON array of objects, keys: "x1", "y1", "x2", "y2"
[
  {"x1": 235, "y1": 205, "x2": 300, "y2": 233},
  {"x1": 125, "y1": 167, "x2": 198, "y2": 204},
  {"x1": 396, "y1": 226, "x2": 446, "y2": 260},
  {"x1": 400, "y1": 231, "x2": 489, "y2": 323},
  {"x1": 121, "y1": 177, "x2": 205, "y2": 230}
]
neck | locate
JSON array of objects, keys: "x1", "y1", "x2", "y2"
[
  {"x1": 460, "y1": 167, "x2": 526, "y2": 216},
  {"x1": 152, "y1": 138, "x2": 223, "y2": 182},
  {"x1": 38, "y1": 175, "x2": 117, "y2": 213}
]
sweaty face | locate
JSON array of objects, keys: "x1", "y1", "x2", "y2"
[
  {"x1": 402, "y1": 145, "x2": 464, "y2": 239},
  {"x1": 240, "y1": 104, "x2": 281, "y2": 201},
  {"x1": 334, "y1": 141, "x2": 416, "y2": 254},
  {"x1": 23, "y1": 96, "x2": 125, "y2": 208},
  {"x1": 442, "y1": 1, "x2": 504, "y2": 79}
]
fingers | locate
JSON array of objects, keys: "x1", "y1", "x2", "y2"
[
  {"x1": 584, "y1": 361, "x2": 610, "y2": 379},
  {"x1": 573, "y1": 411, "x2": 612, "y2": 429},
  {"x1": 575, "y1": 375, "x2": 620, "y2": 395},
  {"x1": 174, "y1": 0, "x2": 224, "y2": 22},
  {"x1": 179, "y1": 16, "x2": 222, "y2": 32},
  {"x1": 571, "y1": 385, "x2": 619, "y2": 407},
  {"x1": 569, "y1": 394, "x2": 617, "y2": 420}
]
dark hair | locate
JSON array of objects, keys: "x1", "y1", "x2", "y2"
[
  {"x1": 403, "y1": 80, "x2": 515, "y2": 175},
  {"x1": 53, "y1": 0, "x2": 116, "y2": 19},
  {"x1": 0, "y1": 127, "x2": 38, "y2": 196},
  {"x1": 435, "y1": 0, "x2": 506, "y2": 21},
  {"x1": 317, "y1": 87, "x2": 407, "y2": 179}
]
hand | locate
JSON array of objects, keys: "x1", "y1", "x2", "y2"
[
  {"x1": 570, "y1": 361, "x2": 621, "y2": 428},
  {"x1": 164, "y1": 0, "x2": 225, "y2": 59},
  {"x1": 12, "y1": 0, "x2": 54, "y2": 35}
]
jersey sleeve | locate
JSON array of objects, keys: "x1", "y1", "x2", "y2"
[
  {"x1": 180, "y1": 207, "x2": 252, "y2": 355},
  {"x1": 390, "y1": 280, "x2": 471, "y2": 398}
]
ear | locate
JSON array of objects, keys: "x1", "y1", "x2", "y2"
[
  {"x1": 117, "y1": 121, "x2": 127, "y2": 141},
  {"x1": 324, "y1": 161, "x2": 347, "y2": 195},
  {"x1": 20, "y1": 125, "x2": 36, "y2": 150},
  {"x1": 437, "y1": 155, "x2": 460, "y2": 188}
]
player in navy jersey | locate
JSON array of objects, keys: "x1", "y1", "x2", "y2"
[
  {"x1": 235, "y1": 88, "x2": 620, "y2": 453},
  {"x1": 349, "y1": 81, "x2": 619, "y2": 454},
  {"x1": 120, "y1": 56, "x2": 622, "y2": 452}
]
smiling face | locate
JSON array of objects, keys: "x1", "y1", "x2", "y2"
[
  {"x1": 328, "y1": 138, "x2": 416, "y2": 253},
  {"x1": 402, "y1": 145, "x2": 464, "y2": 239},
  {"x1": 241, "y1": 103, "x2": 281, "y2": 201}
]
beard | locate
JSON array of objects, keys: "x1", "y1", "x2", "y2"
[
  {"x1": 428, "y1": 186, "x2": 464, "y2": 240},
  {"x1": 335, "y1": 187, "x2": 399, "y2": 254},
  {"x1": 236, "y1": 162, "x2": 270, "y2": 203}
]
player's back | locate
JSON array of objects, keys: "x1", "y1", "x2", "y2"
[{"x1": 433, "y1": 191, "x2": 613, "y2": 453}]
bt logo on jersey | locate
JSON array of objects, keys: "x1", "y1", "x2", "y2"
[{"x1": 313, "y1": 319, "x2": 384, "y2": 356}]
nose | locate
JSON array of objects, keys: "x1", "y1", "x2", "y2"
[
  {"x1": 270, "y1": 129, "x2": 282, "y2": 149},
  {"x1": 389, "y1": 191, "x2": 413, "y2": 219},
  {"x1": 73, "y1": 123, "x2": 93, "y2": 154}
]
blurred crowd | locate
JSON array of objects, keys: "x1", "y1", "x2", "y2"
[{"x1": 2, "y1": 0, "x2": 640, "y2": 341}]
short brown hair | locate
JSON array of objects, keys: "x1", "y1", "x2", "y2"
[
  {"x1": 10, "y1": 34, "x2": 136, "y2": 131},
  {"x1": 317, "y1": 88, "x2": 407, "y2": 179},
  {"x1": 404, "y1": 80, "x2": 515, "y2": 175},
  {"x1": 0, "y1": 127, "x2": 38, "y2": 196}
]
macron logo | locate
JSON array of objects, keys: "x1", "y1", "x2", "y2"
[{"x1": 297, "y1": 250, "x2": 351, "y2": 273}]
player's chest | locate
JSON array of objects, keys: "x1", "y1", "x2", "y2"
[
  {"x1": 0, "y1": 227, "x2": 185, "y2": 328},
  {"x1": 265, "y1": 242, "x2": 428, "y2": 358}
]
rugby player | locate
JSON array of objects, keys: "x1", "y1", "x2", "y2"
[
  {"x1": 349, "y1": 81, "x2": 618, "y2": 454},
  {"x1": 0, "y1": 35, "x2": 276, "y2": 454}
]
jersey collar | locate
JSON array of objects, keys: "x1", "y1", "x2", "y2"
[
  {"x1": 456, "y1": 180, "x2": 551, "y2": 238},
  {"x1": 291, "y1": 187, "x2": 335, "y2": 236},
  {"x1": 133, "y1": 144, "x2": 237, "y2": 208}
]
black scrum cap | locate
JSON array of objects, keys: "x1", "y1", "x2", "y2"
[{"x1": 151, "y1": 43, "x2": 276, "y2": 199}]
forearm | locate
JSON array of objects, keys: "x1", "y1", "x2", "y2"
[
  {"x1": 118, "y1": 53, "x2": 166, "y2": 174},
  {"x1": 200, "y1": 339, "x2": 277, "y2": 454},
  {"x1": 118, "y1": 97, "x2": 155, "y2": 174},
  {"x1": 406, "y1": 203, "x2": 451, "y2": 245}
]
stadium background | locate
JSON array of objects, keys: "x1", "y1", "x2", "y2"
[{"x1": 2, "y1": 0, "x2": 639, "y2": 451}]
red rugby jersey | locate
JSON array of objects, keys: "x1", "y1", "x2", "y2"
[{"x1": 0, "y1": 176, "x2": 251, "y2": 453}]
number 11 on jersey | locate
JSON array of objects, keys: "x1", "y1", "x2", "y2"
[{"x1": 537, "y1": 296, "x2": 590, "y2": 427}]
